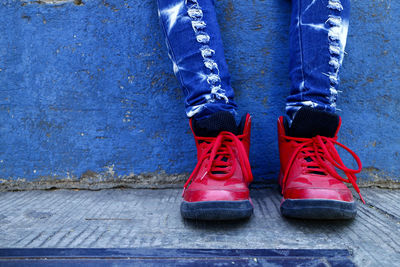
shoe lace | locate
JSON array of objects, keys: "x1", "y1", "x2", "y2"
[
  {"x1": 282, "y1": 135, "x2": 365, "y2": 204},
  {"x1": 183, "y1": 131, "x2": 253, "y2": 196}
]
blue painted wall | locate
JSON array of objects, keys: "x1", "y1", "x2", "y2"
[{"x1": 0, "y1": 0, "x2": 399, "y2": 185}]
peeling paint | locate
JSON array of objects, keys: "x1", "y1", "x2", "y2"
[
  {"x1": 21, "y1": 0, "x2": 84, "y2": 5},
  {"x1": 0, "y1": 172, "x2": 188, "y2": 191}
]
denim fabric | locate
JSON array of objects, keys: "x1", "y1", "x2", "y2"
[
  {"x1": 157, "y1": 0, "x2": 237, "y2": 120},
  {"x1": 286, "y1": 0, "x2": 350, "y2": 120},
  {"x1": 157, "y1": 0, "x2": 350, "y2": 121}
]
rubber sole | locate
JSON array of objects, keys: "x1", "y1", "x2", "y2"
[
  {"x1": 181, "y1": 200, "x2": 253, "y2": 221},
  {"x1": 280, "y1": 199, "x2": 357, "y2": 220}
]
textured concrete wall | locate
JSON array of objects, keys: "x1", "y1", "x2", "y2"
[{"x1": 0, "y1": 0, "x2": 399, "y2": 189}]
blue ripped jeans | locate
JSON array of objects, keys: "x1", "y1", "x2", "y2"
[{"x1": 157, "y1": 0, "x2": 350, "y2": 121}]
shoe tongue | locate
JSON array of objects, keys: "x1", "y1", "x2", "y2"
[
  {"x1": 193, "y1": 111, "x2": 238, "y2": 137},
  {"x1": 286, "y1": 107, "x2": 340, "y2": 138}
]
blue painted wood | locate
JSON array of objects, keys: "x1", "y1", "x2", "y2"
[
  {"x1": 0, "y1": 248, "x2": 355, "y2": 266},
  {"x1": 0, "y1": 0, "x2": 398, "y2": 184},
  {"x1": 0, "y1": 248, "x2": 353, "y2": 258},
  {"x1": 0, "y1": 259, "x2": 354, "y2": 266}
]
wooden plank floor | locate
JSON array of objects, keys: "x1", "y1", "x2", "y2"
[{"x1": 0, "y1": 188, "x2": 399, "y2": 266}]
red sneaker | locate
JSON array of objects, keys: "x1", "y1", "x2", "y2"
[
  {"x1": 181, "y1": 111, "x2": 253, "y2": 220},
  {"x1": 278, "y1": 107, "x2": 364, "y2": 219}
]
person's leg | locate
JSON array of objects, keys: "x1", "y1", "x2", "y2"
[
  {"x1": 157, "y1": 0, "x2": 253, "y2": 220},
  {"x1": 278, "y1": 0, "x2": 364, "y2": 219},
  {"x1": 286, "y1": 0, "x2": 350, "y2": 120},
  {"x1": 157, "y1": 0, "x2": 237, "y2": 120}
]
